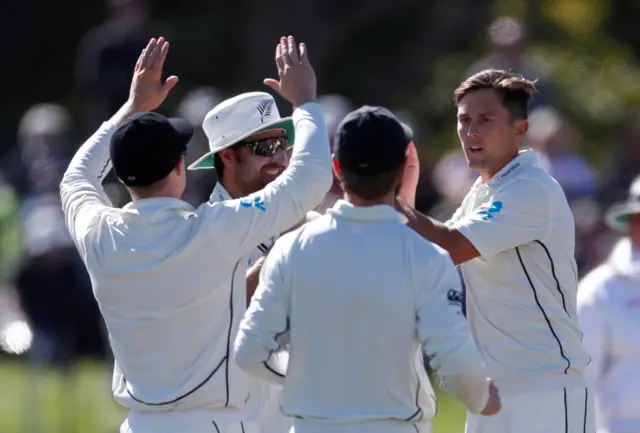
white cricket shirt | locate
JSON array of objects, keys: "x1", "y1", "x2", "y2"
[
  {"x1": 59, "y1": 102, "x2": 332, "y2": 416},
  {"x1": 448, "y1": 150, "x2": 590, "y2": 395},
  {"x1": 234, "y1": 200, "x2": 491, "y2": 427}
]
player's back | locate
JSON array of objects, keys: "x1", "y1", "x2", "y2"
[{"x1": 280, "y1": 204, "x2": 440, "y2": 422}]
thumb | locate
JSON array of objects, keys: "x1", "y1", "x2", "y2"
[
  {"x1": 263, "y1": 78, "x2": 280, "y2": 92},
  {"x1": 162, "y1": 75, "x2": 179, "y2": 95}
]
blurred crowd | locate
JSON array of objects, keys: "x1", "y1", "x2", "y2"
[{"x1": 0, "y1": 1, "x2": 638, "y2": 398}]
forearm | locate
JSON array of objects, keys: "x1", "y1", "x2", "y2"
[
  {"x1": 234, "y1": 329, "x2": 286, "y2": 386},
  {"x1": 246, "y1": 257, "x2": 266, "y2": 304}
]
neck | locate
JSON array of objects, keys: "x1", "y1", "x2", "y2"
[
  {"x1": 219, "y1": 176, "x2": 244, "y2": 199},
  {"x1": 343, "y1": 191, "x2": 396, "y2": 207},
  {"x1": 479, "y1": 149, "x2": 520, "y2": 183}
]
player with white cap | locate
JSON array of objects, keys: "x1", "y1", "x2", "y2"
[{"x1": 60, "y1": 35, "x2": 331, "y2": 433}]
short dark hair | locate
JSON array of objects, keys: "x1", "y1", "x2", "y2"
[
  {"x1": 454, "y1": 69, "x2": 537, "y2": 120},
  {"x1": 341, "y1": 165, "x2": 403, "y2": 201},
  {"x1": 213, "y1": 152, "x2": 224, "y2": 179}
]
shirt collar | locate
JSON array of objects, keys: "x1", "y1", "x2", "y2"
[
  {"x1": 210, "y1": 182, "x2": 233, "y2": 203},
  {"x1": 484, "y1": 149, "x2": 539, "y2": 190},
  {"x1": 327, "y1": 199, "x2": 407, "y2": 223},
  {"x1": 122, "y1": 197, "x2": 196, "y2": 220}
]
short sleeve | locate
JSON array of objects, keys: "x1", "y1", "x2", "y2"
[{"x1": 452, "y1": 179, "x2": 551, "y2": 261}]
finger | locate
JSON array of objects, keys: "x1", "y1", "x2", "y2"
[
  {"x1": 153, "y1": 40, "x2": 170, "y2": 70},
  {"x1": 275, "y1": 43, "x2": 285, "y2": 77},
  {"x1": 263, "y1": 78, "x2": 281, "y2": 92},
  {"x1": 288, "y1": 36, "x2": 300, "y2": 63},
  {"x1": 135, "y1": 48, "x2": 146, "y2": 71},
  {"x1": 299, "y1": 42, "x2": 309, "y2": 64},
  {"x1": 281, "y1": 36, "x2": 292, "y2": 66},
  {"x1": 141, "y1": 38, "x2": 157, "y2": 68},
  {"x1": 146, "y1": 36, "x2": 164, "y2": 69},
  {"x1": 161, "y1": 75, "x2": 179, "y2": 95}
]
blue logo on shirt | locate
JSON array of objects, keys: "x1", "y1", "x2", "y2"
[
  {"x1": 477, "y1": 201, "x2": 503, "y2": 221},
  {"x1": 240, "y1": 195, "x2": 266, "y2": 212}
]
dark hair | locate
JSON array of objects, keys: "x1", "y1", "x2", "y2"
[
  {"x1": 213, "y1": 152, "x2": 224, "y2": 180},
  {"x1": 341, "y1": 165, "x2": 403, "y2": 201},
  {"x1": 454, "y1": 69, "x2": 537, "y2": 120}
]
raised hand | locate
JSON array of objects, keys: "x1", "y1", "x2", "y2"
[
  {"x1": 128, "y1": 37, "x2": 179, "y2": 112},
  {"x1": 264, "y1": 36, "x2": 317, "y2": 107},
  {"x1": 397, "y1": 140, "x2": 421, "y2": 207}
]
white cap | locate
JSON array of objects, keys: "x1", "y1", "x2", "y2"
[{"x1": 188, "y1": 92, "x2": 293, "y2": 170}]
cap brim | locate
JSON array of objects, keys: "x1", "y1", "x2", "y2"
[
  {"x1": 168, "y1": 117, "x2": 194, "y2": 148},
  {"x1": 188, "y1": 117, "x2": 294, "y2": 170},
  {"x1": 605, "y1": 202, "x2": 640, "y2": 232}
]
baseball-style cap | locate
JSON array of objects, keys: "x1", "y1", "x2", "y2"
[
  {"x1": 334, "y1": 105, "x2": 413, "y2": 176},
  {"x1": 188, "y1": 92, "x2": 295, "y2": 170},
  {"x1": 110, "y1": 112, "x2": 194, "y2": 187}
]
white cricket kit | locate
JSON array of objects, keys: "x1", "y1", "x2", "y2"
[
  {"x1": 235, "y1": 201, "x2": 492, "y2": 433},
  {"x1": 447, "y1": 150, "x2": 594, "y2": 433},
  {"x1": 59, "y1": 103, "x2": 332, "y2": 433},
  {"x1": 211, "y1": 181, "x2": 297, "y2": 433},
  {"x1": 578, "y1": 238, "x2": 640, "y2": 433}
]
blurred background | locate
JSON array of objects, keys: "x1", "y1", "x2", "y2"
[{"x1": 1, "y1": 0, "x2": 639, "y2": 431}]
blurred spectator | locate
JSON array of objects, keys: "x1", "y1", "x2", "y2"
[
  {"x1": 430, "y1": 150, "x2": 477, "y2": 222},
  {"x1": 527, "y1": 106, "x2": 599, "y2": 203},
  {"x1": 577, "y1": 174, "x2": 640, "y2": 433},
  {"x1": 598, "y1": 109, "x2": 640, "y2": 209},
  {"x1": 466, "y1": 16, "x2": 552, "y2": 109},
  {"x1": 176, "y1": 86, "x2": 222, "y2": 206},
  {"x1": 1, "y1": 103, "x2": 108, "y2": 364},
  {"x1": 316, "y1": 94, "x2": 353, "y2": 213},
  {"x1": 74, "y1": 0, "x2": 154, "y2": 135}
]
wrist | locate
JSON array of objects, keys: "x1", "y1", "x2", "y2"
[{"x1": 110, "y1": 100, "x2": 139, "y2": 126}]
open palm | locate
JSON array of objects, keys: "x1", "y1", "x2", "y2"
[{"x1": 128, "y1": 37, "x2": 179, "y2": 113}]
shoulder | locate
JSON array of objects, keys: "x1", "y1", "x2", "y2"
[{"x1": 577, "y1": 263, "x2": 616, "y2": 306}]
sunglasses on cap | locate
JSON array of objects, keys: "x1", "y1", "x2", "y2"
[{"x1": 239, "y1": 136, "x2": 288, "y2": 157}]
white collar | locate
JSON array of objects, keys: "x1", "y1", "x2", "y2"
[
  {"x1": 327, "y1": 199, "x2": 407, "y2": 223},
  {"x1": 473, "y1": 149, "x2": 539, "y2": 190},
  {"x1": 122, "y1": 197, "x2": 196, "y2": 221},
  {"x1": 210, "y1": 182, "x2": 233, "y2": 203}
]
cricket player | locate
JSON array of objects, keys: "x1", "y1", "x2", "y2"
[
  {"x1": 577, "y1": 175, "x2": 640, "y2": 433},
  {"x1": 187, "y1": 89, "x2": 322, "y2": 433},
  {"x1": 234, "y1": 106, "x2": 501, "y2": 433},
  {"x1": 394, "y1": 69, "x2": 595, "y2": 433},
  {"x1": 60, "y1": 35, "x2": 332, "y2": 433}
]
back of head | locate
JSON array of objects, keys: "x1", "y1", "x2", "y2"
[
  {"x1": 334, "y1": 106, "x2": 412, "y2": 202},
  {"x1": 110, "y1": 112, "x2": 193, "y2": 198}
]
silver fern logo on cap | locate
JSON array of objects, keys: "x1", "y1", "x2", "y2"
[{"x1": 257, "y1": 99, "x2": 274, "y2": 123}]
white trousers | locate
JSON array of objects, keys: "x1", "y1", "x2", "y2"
[
  {"x1": 465, "y1": 387, "x2": 595, "y2": 433},
  {"x1": 292, "y1": 419, "x2": 432, "y2": 433},
  {"x1": 120, "y1": 410, "x2": 260, "y2": 433}
]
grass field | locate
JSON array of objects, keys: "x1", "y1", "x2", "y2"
[{"x1": 0, "y1": 359, "x2": 466, "y2": 433}]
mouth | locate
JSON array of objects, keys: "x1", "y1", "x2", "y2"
[
  {"x1": 468, "y1": 146, "x2": 484, "y2": 154},
  {"x1": 261, "y1": 165, "x2": 285, "y2": 178}
]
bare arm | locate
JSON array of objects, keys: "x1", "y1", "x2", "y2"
[{"x1": 396, "y1": 199, "x2": 480, "y2": 265}]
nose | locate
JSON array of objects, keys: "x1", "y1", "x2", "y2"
[
  {"x1": 466, "y1": 123, "x2": 480, "y2": 138},
  {"x1": 271, "y1": 148, "x2": 288, "y2": 165}
]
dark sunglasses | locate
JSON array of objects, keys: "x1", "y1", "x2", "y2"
[{"x1": 239, "y1": 136, "x2": 289, "y2": 157}]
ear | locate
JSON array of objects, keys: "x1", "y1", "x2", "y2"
[
  {"x1": 514, "y1": 119, "x2": 529, "y2": 141},
  {"x1": 174, "y1": 156, "x2": 185, "y2": 175},
  {"x1": 219, "y1": 148, "x2": 237, "y2": 166},
  {"x1": 331, "y1": 154, "x2": 342, "y2": 180}
]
